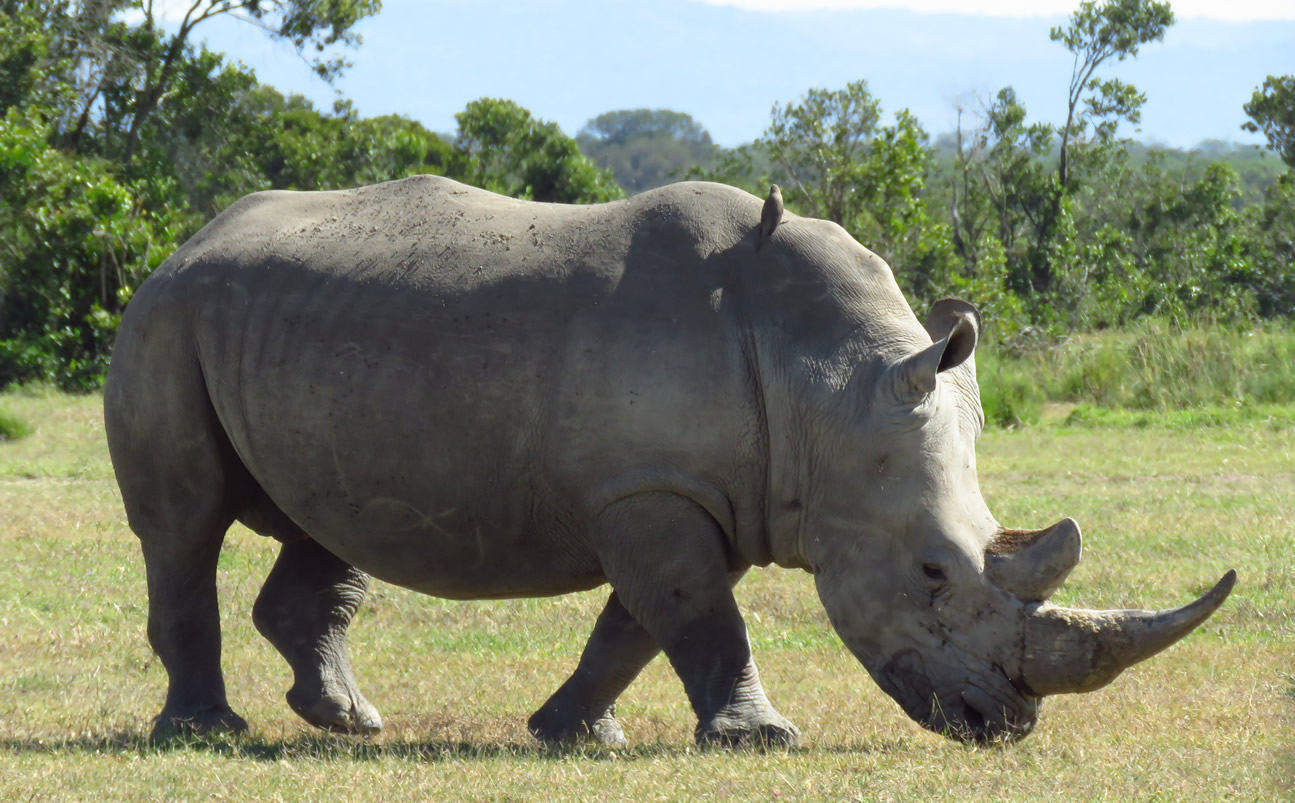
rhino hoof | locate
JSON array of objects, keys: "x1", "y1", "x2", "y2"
[
  {"x1": 287, "y1": 688, "x2": 382, "y2": 736},
  {"x1": 529, "y1": 704, "x2": 627, "y2": 749},
  {"x1": 587, "y1": 713, "x2": 629, "y2": 749},
  {"x1": 698, "y1": 719, "x2": 801, "y2": 750},
  {"x1": 151, "y1": 705, "x2": 249, "y2": 741}
]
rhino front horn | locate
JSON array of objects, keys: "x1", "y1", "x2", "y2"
[{"x1": 1018, "y1": 569, "x2": 1237, "y2": 697}]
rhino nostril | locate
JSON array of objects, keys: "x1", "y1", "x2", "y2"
[
  {"x1": 961, "y1": 701, "x2": 987, "y2": 737},
  {"x1": 958, "y1": 686, "x2": 1035, "y2": 743}
]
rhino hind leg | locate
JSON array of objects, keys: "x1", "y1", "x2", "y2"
[
  {"x1": 246, "y1": 505, "x2": 381, "y2": 736},
  {"x1": 105, "y1": 371, "x2": 250, "y2": 739},
  {"x1": 528, "y1": 591, "x2": 661, "y2": 748},
  {"x1": 592, "y1": 493, "x2": 800, "y2": 748},
  {"x1": 137, "y1": 526, "x2": 249, "y2": 740}
]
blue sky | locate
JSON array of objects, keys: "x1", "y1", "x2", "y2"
[{"x1": 152, "y1": 0, "x2": 1294, "y2": 150}]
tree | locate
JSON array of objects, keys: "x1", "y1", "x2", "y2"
[
  {"x1": 0, "y1": 110, "x2": 177, "y2": 387},
  {"x1": 761, "y1": 79, "x2": 883, "y2": 227},
  {"x1": 746, "y1": 81, "x2": 959, "y2": 304},
  {"x1": 452, "y1": 98, "x2": 622, "y2": 204},
  {"x1": 682, "y1": 140, "x2": 774, "y2": 196},
  {"x1": 950, "y1": 0, "x2": 1175, "y2": 307},
  {"x1": 577, "y1": 109, "x2": 718, "y2": 194},
  {"x1": 68, "y1": 1, "x2": 382, "y2": 166},
  {"x1": 1050, "y1": 0, "x2": 1174, "y2": 189},
  {"x1": 1244, "y1": 174, "x2": 1295, "y2": 316},
  {"x1": 944, "y1": 89, "x2": 1052, "y2": 328},
  {"x1": 0, "y1": 3, "x2": 459, "y2": 388},
  {"x1": 0, "y1": 1, "x2": 71, "y2": 117},
  {"x1": 1242, "y1": 74, "x2": 1295, "y2": 169}
]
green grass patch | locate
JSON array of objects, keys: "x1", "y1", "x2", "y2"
[
  {"x1": 0, "y1": 408, "x2": 31, "y2": 441},
  {"x1": 1062, "y1": 402, "x2": 1295, "y2": 429}
]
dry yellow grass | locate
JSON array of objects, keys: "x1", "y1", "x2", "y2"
[{"x1": 1, "y1": 390, "x2": 1291, "y2": 801}]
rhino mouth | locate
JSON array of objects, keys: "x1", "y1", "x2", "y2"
[{"x1": 881, "y1": 650, "x2": 1039, "y2": 743}]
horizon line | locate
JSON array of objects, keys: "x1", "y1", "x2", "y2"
[{"x1": 691, "y1": 0, "x2": 1295, "y2": 22}]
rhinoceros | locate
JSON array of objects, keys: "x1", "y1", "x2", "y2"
[{"x1": 104, "y1": 176, "x2": 1234, "y2": 746}]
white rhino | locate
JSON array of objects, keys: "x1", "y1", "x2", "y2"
[{"x1": 104, "y1": 176, "x2": 1234, "y2": 745}]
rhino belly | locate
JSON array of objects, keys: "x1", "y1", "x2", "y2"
[
  {"x1": 194, "y1": 272, "x2": 605, "y2": 599},
  {"x1": 230, "y1": 374, "x2": 603, "y2": 598}
]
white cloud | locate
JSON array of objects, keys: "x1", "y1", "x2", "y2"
[{"x1": 693, "y1": 0, "x2": 1295, "y2": 22}]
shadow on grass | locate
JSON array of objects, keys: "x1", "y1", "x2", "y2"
[
  {"x1": 0, "y1": 731, "x2": 545, "y2": 762},
  {"x1": 0, "y1": 729, "x2": 944, "y2": 764},
  {"x1": 0, "y1": 731, "x2": 812, "y2": 763}
]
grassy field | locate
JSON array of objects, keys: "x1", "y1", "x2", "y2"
[{"x1": 0, "y1": 388, "x2": 1291, "y2": 801}]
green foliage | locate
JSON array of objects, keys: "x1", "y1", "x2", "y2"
[
  {"x1": 982, "y1": 321, "x2": 1295, "y2": 416},
  {"x1": 33, "y1": 1, "x2": 384, "y2": 167},
  {"x1": 0, "y1": 406, "x2": 31, "y2": 440},
  {"x1": 453, "y1": 98, "x2": 622, "y2": 204},
  {"x1": 226, "y1": 93, "x2": 451, "y2": 200},
  {"x1": 701, "y1": 80, "x2": 959, "y2": 309},
  {"x1": 971, "y1": 0, "x2": 1175, "y2": 316},
  {"x1": 682, "y1": 139, "x2": 774, "y2": 195},
  {"x1": 0, "y1": 1, "x2": 67, "y2": 117},
  {"x1": 974, "y1": 347, "x2": 1044, "y2": 428},
  {"x1": 1245, "y1": 174, "x2": 1295, "y2": 317},
  {"x1": 0, "y1": 110, "x2": 177, "y2": 389},
  {"x1": 1124, "y1": 139, "x2": 1286, "y2": 204},
  {"x1": 947, "y1": 87, "x2": 1057, "y2": 320},
  {"x1": 1242, "y1": 74, "x2": 1295, "y2": 169},
  {"x1": 577, "y1": 109, "x2": 718, "y2": 194},
  {"x1": 761, "y1": 79, "x2": 883, "y2": 227},
  {"x1": 268, "y1": 0, "x2": 383, "y2": 79},
  {"x1": 0, "y1": 5, "x2": 457, "y2": 389}
]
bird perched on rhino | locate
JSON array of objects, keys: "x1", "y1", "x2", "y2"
[{"x1": 755, "y1": 184, "x2": 784, "y2": 252}]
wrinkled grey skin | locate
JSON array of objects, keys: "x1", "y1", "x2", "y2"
[{"x1": 105, "y1": 177, "x2": 1232, "y2": 746}]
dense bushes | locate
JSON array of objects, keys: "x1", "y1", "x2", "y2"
[
  {"x1": 0, "y1": 111, "x2": 178, "y2": 388},
  {"x1": 977, "y1": 321, "x2": 1295, "y2": 426}
]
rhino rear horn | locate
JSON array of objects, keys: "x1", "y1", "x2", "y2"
[
  {"x1": 986, "y1": 518, "x2": 1082, "y2": 602},
  {"x1": 1019, "y1": 570, "x2": 1237, "y2": 697},
  {"x1": 892, "y1": 304, "x2": 980, "y2": 399}
]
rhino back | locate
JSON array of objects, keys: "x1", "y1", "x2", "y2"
[{"x1": 119, "y1": 177, "x2": 766, "y2": 596}]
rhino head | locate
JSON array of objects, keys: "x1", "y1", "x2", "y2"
[{"x1": 801, "y1": 299, "x2": 1234, "y2": 742}]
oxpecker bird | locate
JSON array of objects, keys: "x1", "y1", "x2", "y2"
[{"x1": 755, "y1": 184, "x2": 783, "y2": 252}]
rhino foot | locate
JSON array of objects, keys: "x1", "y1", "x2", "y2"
[
  {"x1": 287, "y1": 685, "x2": 382, "y2": 736},
  {"x1": 151, "y1": 705, "x2": 249, "y2": 741},
  {"x1": 528, "y1": 703, "x2": 628, "y2": 749},
  {"x1": 697, "y1": 714, "x2": 801, "y2": 749}
]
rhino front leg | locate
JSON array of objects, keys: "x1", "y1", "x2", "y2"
[
  {"x1": 252, "y1": 537, "x2": 381, "y2": 735},
  {"x1": 593, "y1": 493, "x2": 800, "y2": 748},
  {"x1": 528, "y1": 591, "x2": 660, "y2": 748}
]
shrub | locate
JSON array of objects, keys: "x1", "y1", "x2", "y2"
[
  {"x1": 975, "y1": 346, "x2": 1044, "y2": 428},
  {"x1": 0, "y1": 408, "x2": 31, "y2": 441}
]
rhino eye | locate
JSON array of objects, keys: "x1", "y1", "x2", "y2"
[{"x1": 922, "y1": 563, "x2": 947, "y2": 585}]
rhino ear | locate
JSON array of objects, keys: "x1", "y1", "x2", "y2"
[
  {"x1": 892, "y1": 303, "x2": 980, "y2": 398},
  {"x1": 925, "y1": 298, "x2": 982, "y2": 345}
]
